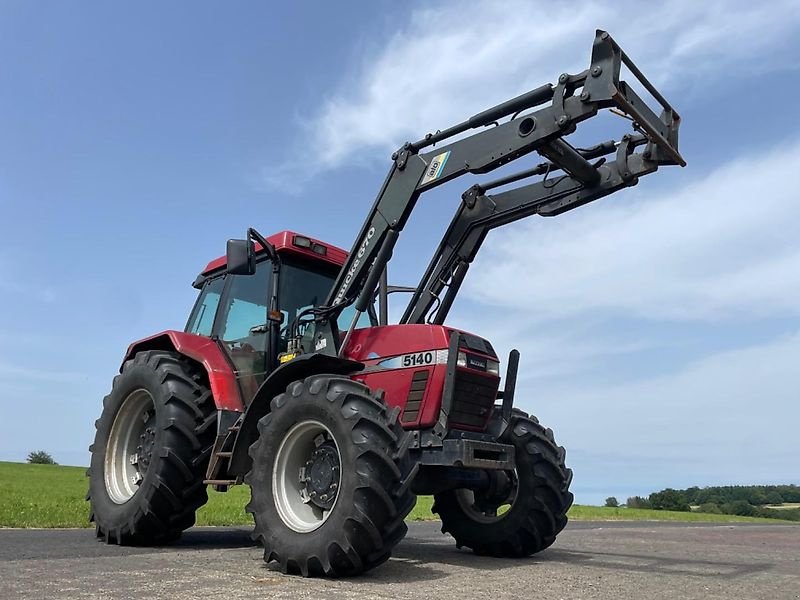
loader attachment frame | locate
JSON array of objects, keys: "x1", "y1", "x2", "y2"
[
  {"x1": 402, "y1": 133, "x2": 655, "y2": 324},
  {"x1": 305, "y1": 29, "x2": 683, "y2": 355}
]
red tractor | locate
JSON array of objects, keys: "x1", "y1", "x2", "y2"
[{"x1": 88, "y1": 31, "x2": 684, "y2": 577}]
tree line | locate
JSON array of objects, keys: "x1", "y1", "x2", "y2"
[{"x1": 623, "y1": 484, "x2": 800, "y2": 521}]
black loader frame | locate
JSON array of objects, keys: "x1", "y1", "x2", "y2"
[
  {"x1": 225, "y1": 29, "x2": 684, "y2": 482},
  {"x1": 302, "y1": 29, "x2": 683, "y2": 358}
]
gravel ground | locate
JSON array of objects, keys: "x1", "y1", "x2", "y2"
[{"x1": 0, "y1": 520, "x2": 798, "y2": 600}]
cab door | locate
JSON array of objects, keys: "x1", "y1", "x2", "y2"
[{"x1": 214, "y1": 260, "x2": 272, "y2": 402}]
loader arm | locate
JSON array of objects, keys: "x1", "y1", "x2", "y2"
[
  {"x1": 402, "y1": 133, "x2": 656, "y2": 325},
  {"x1": 311, "y1": 29, "x2": 684, "y2": 356}
]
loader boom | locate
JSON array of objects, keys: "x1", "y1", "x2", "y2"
[
  {"x1": 402, "y1": 133, "x2": 655, "y2": 325},
  {"x1": 311, "y1": 29, "x2": 683, "y2": 355}
]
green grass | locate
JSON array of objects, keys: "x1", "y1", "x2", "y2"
[
  {"x1": 1, "y1": 461, "x2": 795, "y2": 528},
  {"x1": 566, "y1": 504, "x2": 794, "y2": 523},
  {"x1": 0, "y1": 462, "x2": 90, "y2": 527},
  {"x1": 765, "y1": 502, "x2": 800, "y2": 510},
  {"x1": 0, "y1": 461, "x2": 438, "y2": 528},
  {"x1": 200, "y1": 490, "x2": 437, "y2": 525}
]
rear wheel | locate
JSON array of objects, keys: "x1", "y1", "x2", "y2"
[
  {"x1": 246, "y1": 375, "x2": 415, "y2": 577},
  {"x1": 87, "y1": 351, "x2": 216, "y2": 544},
  {"x1": 433, "y1": 410, "x2": 573, "y2": 556}
]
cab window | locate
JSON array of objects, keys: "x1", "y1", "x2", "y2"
[
  {"x1": 219, "y1": 262, "x2": 270, "y2": 349},
  {"x1": 217, "y1": 261, "x2": 272, "y2": 398},
  {"x1": 338, "y1": 304, "x2": 374, "y2": 331},
  {"x1": 186, "y1": 277, "x2": 224, "y2": 337}
]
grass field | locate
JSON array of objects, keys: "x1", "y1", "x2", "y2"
[
  {"x1": 1, "y1": 461, "x2": 795, "y2": 528},
  {"x1": 765, "y1": 503, "x2": 800, "y2": 510}
]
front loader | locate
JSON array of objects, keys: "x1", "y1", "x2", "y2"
[{"x1": 87, "y1": 30, "x2": 684, "y2": 576}]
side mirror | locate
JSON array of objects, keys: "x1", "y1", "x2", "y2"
[{"x1": 226, "y1": 239, "x2": 256, "y2": 275}]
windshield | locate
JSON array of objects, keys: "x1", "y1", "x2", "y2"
[{"x1": 280, "y1": 257, "x2": 374, "y2": 352}]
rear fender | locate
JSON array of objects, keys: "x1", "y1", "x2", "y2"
[
  {"x1": 228, "y1": 353, "x2": 364, "y2": 477},
  {"x1": 123, "y1": 331, "x2": 244, "y2": 412}
]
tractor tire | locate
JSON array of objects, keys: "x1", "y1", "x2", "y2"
[
  {"x1": 87, "y1": 350, "x2": 216, "y2": 545},
  {"x1": 433, "y1": 409, "x2": 573, "y2": 557},
  {"x1": 246, "y1": 374, "x2": 415, "y2": 577}
]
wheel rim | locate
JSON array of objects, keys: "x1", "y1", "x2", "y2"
[
  {"x1": 455, "y1": 471, "x2": 518, "y2": 524},
  {"x1": 104, "y1": 389, "x2": 156, "y2": 504},
  {"x1": 272, "y1": 420, "x2": 341, "y2": 533}
]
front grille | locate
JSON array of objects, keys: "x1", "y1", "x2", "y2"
[
  {"x1": 402, "y1": 369, "x2": 429, "y2": 422},
  {"x1": 448, "y1": 369, "x2": 497, "y2": 429}
]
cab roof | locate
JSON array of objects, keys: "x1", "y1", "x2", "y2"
[{"x1": 201, "y1": 230, "x2": 348, "y2": 276}]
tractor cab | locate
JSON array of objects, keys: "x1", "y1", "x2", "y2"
[{"x1": 185, "y1": 231, "x2": 373, "y2": 400}]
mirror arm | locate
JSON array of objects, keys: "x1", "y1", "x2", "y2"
[
  {"x1": 247, "y1": 228, "x2": 278, "y2": 263},
  {"x1": 246, "y1": 227, "x2": 282, "y2": 371}
]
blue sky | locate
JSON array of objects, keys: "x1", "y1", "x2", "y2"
[{"x1": 1, "y1": 1, "x2": 799, "y2": 505}]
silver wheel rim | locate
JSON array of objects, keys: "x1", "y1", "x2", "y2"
[
  {"x1": 104, "y1": 389, "x2": 155, "y2": 504},
  {"x1": 272, "y1": 420, "x2": 341, "y2": 533},
  {"x1": 455, "y1": 472, "x2": 518, "y2": 524}
]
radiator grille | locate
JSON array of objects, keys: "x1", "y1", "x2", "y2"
[
  {"x1": 402, "y1": 369, "x2": 429, "y2": 422},
  {"x1": 448, "y1": 370, "x2": 497, "y2": 429}
]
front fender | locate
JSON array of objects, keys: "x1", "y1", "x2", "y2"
[
  {"x1": 123, "y1": 331, "x2": 244, "y2": 412},
  {"x1": 227, "y1": 353, "x2": 364, "y2": 477}
]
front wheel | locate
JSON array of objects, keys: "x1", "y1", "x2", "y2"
[
  {"x1": 246, "y1": 375, "x2": 415, "y2": 577},
  {"x1": 433, "y1": 410, "x2": 573, "y2": 556}
]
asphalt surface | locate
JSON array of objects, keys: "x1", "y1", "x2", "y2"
[{"x1": 0, "y1": 521, "x2": 798, "y2": 600}]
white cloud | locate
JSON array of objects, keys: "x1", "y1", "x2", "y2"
[
  {"x1": 463, "y1": 139, "x2": 800, "y2": 322},
  {"x1": 266, "y1": 0, "x2": 800, "y2": 181},
  {"x1": 445, "y1": 308, "x2": 657, "y2": 380},
  {"x1": 530, "y1": 330, "x2": 800, "y2": 501}
]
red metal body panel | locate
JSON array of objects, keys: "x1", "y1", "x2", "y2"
[
  {"x1": 202, "y1": 230, "x2": 348, "y2": 275},
  {"x1": 122, "y1": 331, "x2": 245, "y2": 412},
  {"x1": 343, "y1": 324, "x2": 500, "y2": 430},
  {"x1": 343, "y1": 324, "x2": 451, "y2": 357},
  {"x1": 352, "y1": 365, "x2": 446, "y2": 428},
  {"x1": 123, "y1": 317, "x2": 498, "y2": 431}
]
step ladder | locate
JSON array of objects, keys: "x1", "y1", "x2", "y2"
[{"x1": 204, "y1": 417, "x2": 243, "y2": 491}]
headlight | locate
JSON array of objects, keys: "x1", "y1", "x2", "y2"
[
  {"x1": 457, "y1": 350, "x2": 500, "y2": 375},
  {"x1": 486, "y1": 359, "x2": 500, "y2": 376}
]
